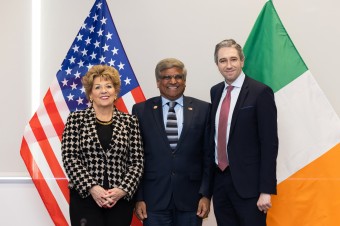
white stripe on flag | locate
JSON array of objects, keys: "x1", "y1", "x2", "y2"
[
  {"x1": 36, "y1": 104, "x2": 58, "y2": 138},
  {"x1": 275, "y1": 70, "x2": 340, "y2": 183},
  {"x1": 48, "y1": 136, "x2": 67, "y2": 176},
  {"x1": 122, "y1": 91, "x2": 135, "y2": 114},
  {"x1": 36, "y1": 105, "x2": 67, "y2": 176},
  {"x1": 23, "y1": 124, "x2": 38, "y2": 144},
  {"x1": 24, "y1": 129, "x2": 70, "y2": 225},
  {"x1": 50, "y1": 78, "x2": 71, "y2": 123}
]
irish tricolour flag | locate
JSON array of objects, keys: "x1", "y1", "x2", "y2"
[{"x1": 243, "y1": 1, "x2": 340, "y2": 225}]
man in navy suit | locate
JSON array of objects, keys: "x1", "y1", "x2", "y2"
[
  {"x1": 211, "y1": 39, "x2": 278, "y2": 226},
  {"x1": 132, "y1": 58, "x2": 213, "y2": 226}
]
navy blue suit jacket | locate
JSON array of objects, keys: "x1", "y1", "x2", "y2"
[
  {"x1": 211, "y1": 76, "x2": 278, "y2": 198},
  {"x1": 132, "y1": 96, "x2": 213, "y2": 211}
]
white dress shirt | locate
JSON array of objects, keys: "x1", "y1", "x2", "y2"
[{"x1": 214, "y1": 72, "x2": 245, "y2": 164}]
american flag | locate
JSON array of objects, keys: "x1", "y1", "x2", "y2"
[{"x1": 20, "y1": 0, "x2": 145, "y2": 225}]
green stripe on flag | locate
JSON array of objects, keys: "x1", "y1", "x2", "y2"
[{"x1": 243, "y1": 0, "x2": 308, "y2": 92}]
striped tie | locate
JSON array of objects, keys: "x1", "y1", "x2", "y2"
[{"x1": 166, "y1": 101, "x2": 178, "y2": 150}]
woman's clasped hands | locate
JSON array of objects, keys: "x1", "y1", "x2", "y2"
[{"x1": 89, "y1": 185, "x2": 127, "y2": 208}]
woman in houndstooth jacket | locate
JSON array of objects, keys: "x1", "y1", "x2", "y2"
[{"x1": 61, "y1": 65, "x2": 144, "y2": 226}]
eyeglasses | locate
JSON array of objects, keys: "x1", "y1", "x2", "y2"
[{"x1": 159, "y1": 74, "x2": 184, "y2": 81}]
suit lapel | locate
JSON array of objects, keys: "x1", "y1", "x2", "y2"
[
  {"x1": 85, "y1": 107, "x2": 103, "y2": 151},
  {"x1": 212, "y1": 83, "x2": 225, "y2": 117},
  {"x1": 229, "y1": 76, "x2": 249, "y2": 137},
  {"x1": 150, "y1": 97, "x2": 170, "y2": 145},
  {"x1": 177, "y1": 96, "x2": 193, "y2": 150},
  {"x1": 110, "y1": 108, "x2": 126, "y2": 151}
]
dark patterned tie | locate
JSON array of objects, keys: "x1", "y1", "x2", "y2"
[
  {"x1": 166, "y1": 101, "x2": 178, "y2": 150},
  {"x1": 217, "y1": 86, "x2": 234, "y2": 171}
]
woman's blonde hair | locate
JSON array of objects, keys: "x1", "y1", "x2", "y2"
[{"x1": 81, "y1": 64, "x2": 121, "y2": 101}]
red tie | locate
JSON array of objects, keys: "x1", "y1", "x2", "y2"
[{"x1": 217, "y1": 86, "x2": 234, "y2": 171}]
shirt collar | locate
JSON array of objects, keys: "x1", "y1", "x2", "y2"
[
  {"x1": 224, "y1": 71, "x2": 245, "y2": 89},
  {"x1": 161, "y1": 95, "x2": 184, "y2": 107}
]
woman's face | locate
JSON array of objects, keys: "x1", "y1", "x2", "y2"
[{"x1": 89, "y1": 77, "x2": 116, "y2": 109}]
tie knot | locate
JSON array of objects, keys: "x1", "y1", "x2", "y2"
[
  {"x1": 168, "y1": 101, "x2": 177, "y2": 108},
  {"x1": 227, "y1": 85, "x2": 234, "y2": 92}
]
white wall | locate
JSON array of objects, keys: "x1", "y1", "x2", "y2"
[
  {"x1": 1, "y1": 0, "x2": 339, "y2": 225},
  {"x1": 0, "y1": 180, "x2": 54, "y2": 226}
]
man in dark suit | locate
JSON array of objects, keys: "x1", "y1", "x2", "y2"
[
  {"x1": 211, "y1": 39, "x2": 278, "y2": 226},
  {"x1": 132, "y1": 58, "x2": 213, "y2": 226}
]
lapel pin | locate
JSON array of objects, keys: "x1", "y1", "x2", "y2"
[
  {"x1": 188, "y1": 107, "x2": 193, "y2": 111},
  {"x1": 153, "y1": 105, "x2": 158, "y2": 109}
]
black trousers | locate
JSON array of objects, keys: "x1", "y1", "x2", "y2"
[
  {"x1": 69, "y1": 189, "x2": 134, "y2": 226},
  {"x1": 212, "y1": 167, "x2": 266, "y2": 226}
]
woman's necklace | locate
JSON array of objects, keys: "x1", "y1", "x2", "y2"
[
  {"x1": 96, "y1": 117, "x2": 113, "y2": 125},
  {"x1": 94, "y1": 107, "x2": 115, "y2": 125}
]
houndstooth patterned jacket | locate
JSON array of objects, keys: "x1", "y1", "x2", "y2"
[{"x1": 61, "y1": 107, "x2": 144, "y2": 200}]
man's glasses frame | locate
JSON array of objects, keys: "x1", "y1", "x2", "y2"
[{"x1": 159, "y1": 74, "x2": 184, "y2": 81}]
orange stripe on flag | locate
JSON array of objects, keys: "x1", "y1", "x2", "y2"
[
  {"x1": 267, "y1": 143, "x2": 340, "y2": 226},
  {"x1": 44, "y1": 89, "x2": 65, "y2": 139},
  {"x1": 29, "y1": 113, "x2": 69, "y2": 201},
  {"x1": 20, "y1": 138, "x2": 69, "y2": 226}
]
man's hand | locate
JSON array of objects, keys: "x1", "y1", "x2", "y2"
[
  {"x1": 135, "y1": 201, "x2": 148, "y2": 221},
  {"x1": 197, "y1": 197, "x2": 210, "y2": 218},
  {"x1": 257, "y1": 193, "x2": 272, "y2": 213}
]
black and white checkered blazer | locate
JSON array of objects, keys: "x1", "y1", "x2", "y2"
[{"x1": 61, "y1": 107, "x2": 144, "y2": 200}]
